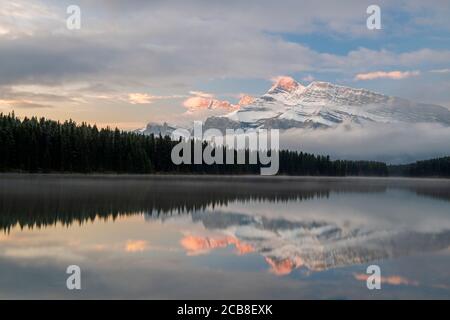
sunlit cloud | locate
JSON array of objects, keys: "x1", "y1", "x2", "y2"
[
  {"x1": 354, "y1": 273, "x2": 419, "y2": 286},
  {"x1": 3, "y1": 247, "x2": 85, "y2": 261},
  {"x1": 128, "y1": 93, "x2": 186, "y2": 104},
  {"x1": 355, "y1": 70, "x2": 420, "y2": 81},
  {"x1": 1, "y1": 1, "x2": 449, "y2": 126},
  {"x1": 189, "y1": 91, "x2": 215, "y2": 99},
  {"x1": 128, "y1": 93, "x2": 155, "y2": 104},
  {"x1": 180, "y1": 235, "x2": 254, "y2": 256},
  {"x1": 125, "y1": 240, "x2": 149, "y2": 252},
  {"x1": 265, "y1": 257, "x2": 298, "y2": 276},
  {"x1": 0, "y1": 24, "x2": 9, "y2": 35},
  {"x1": 0, "y1": 99, "x2": 53, "y2": 109},
  {"x1": 0, "y1": 0, "x2": 62, "y2": 38}
]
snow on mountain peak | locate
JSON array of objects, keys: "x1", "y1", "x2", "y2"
[
  {"x1": 138, "y1": 76, "x2": 450, "y2": 138},
  {"x1": 268, "y1": 76, "x2": 304, "y2": 94},
  {"x1": 218, "y1": 77, "x2": 450, "y2": 129},
  {"x1": 238, "y1": 94, "x2": 256, "y2": 106},
  {"x1": 299, "y1": 81, "x2": 390, "y2": 106}
]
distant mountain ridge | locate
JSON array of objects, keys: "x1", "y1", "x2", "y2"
[
  {"x1": 210, "y1": 78, "x2": 450, "y2": 131},
  {"x1": 138, "y1": 77, "x2": 450, "y2": 135}
]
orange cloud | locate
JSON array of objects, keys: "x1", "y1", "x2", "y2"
[
  {"x1": 265, "y1": 257, "x2": 305, "y2": 276},
  {"x1": 265, "y1": 257, "x2": 295, "y2": 276},
  {"x1": 270, "y1": 76, "x2": 300, "y2": 91},
  {"x1": 125, "y1": 240, "x2": 149, "y2": 252},
  {"x1": 234, "y1": 241, "x2": 255, "y2": 255},
  {"x1": 355, "y1": 71, "x2": 420, "y2": 80},
  {"x1": 353, "y1": 273, "x2": 419, "y2": 286},
  {"x1": 183, "y1": 96, "x2": 213, "y2": 109},
  {"x1": 180, "y1": 235, "x2": 254, "y2": 256}
]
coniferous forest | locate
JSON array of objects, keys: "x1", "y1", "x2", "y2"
[
  {"x1": 1, "y1": 112, "x2": 446, "y2": 177},
  {"x1": 389, "y1": 157, "x2": 450, "y2": 178}
]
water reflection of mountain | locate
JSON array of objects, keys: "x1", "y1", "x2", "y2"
[
  {"x1": 0, "y1": 175, "x2": 449, "y2": 232},
  {"x1": 182, "y1": 211, "x2": 450, "y2": 274}
]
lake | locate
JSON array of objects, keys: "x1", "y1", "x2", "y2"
[{"x1": 0, "y1": 174, "x2": 449, "y2": 299}]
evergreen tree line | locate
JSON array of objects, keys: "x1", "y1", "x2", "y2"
[
  {"x1": 0, "y1": 113, "x2": 388, "y2": 176},
  {"x1": 388, "y1": 157, "x2": 450, "y2": 178}
]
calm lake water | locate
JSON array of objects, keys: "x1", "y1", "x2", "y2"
[{"x1": 1, "y1": 175, "x2": 450, "y2": 299}]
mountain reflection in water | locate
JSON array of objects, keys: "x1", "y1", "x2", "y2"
[{"x1": 1, "y1": 174, "x2": 450, "y2": 279}]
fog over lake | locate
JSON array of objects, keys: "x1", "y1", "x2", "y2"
[{"x1": 1, "y1": 175, "x2": 449, "y2": 299}]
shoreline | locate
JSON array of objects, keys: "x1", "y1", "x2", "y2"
[{"x1": 1, "y1": 172, "x2": 449, "y2": 183}]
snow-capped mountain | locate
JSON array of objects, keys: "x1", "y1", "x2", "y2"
[
  {"x1": 146, "y1": 210, "x2": 450, "y2": 274},
  {"x1": 135, "y1": 122, "x2": 179, "y2": 137},
  {"x1": 137, "y1": 78, "x2": 450, "y2": 135},
  {"x1": 204, "y1": 78, "x2": 450, "y2": 131}
]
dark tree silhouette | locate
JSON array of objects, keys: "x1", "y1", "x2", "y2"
[
  {"x1": 0, "y1": 113, "x2": 388, "y2": 176},
  {"x1": 389, "y1": 157, "x2": 450, "y2": 178}
]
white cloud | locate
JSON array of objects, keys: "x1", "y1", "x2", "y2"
[
  {"x1": 281, "y1": 123, "x2": 450, "y2": 164},
  {"x1": 355, "y1": 70, "x2": 420, "y2": 80},
  {"x1": 430, "y1": 68, "x2": 450, "y2": 74},
  {"x1": 188, "y1": 91, "x2": 215, "y2": 99},
  {"x1": 128, "y1": 93, "x2": 186, "y2": 104},
  {"x1": 128, "y1": 93, "x2": 154, "y2": 104},
  {"x1": 1, "y1": 0, "x2": 450, "y2": 126}
]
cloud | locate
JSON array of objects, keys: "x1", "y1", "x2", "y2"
[
  {"x1": 128, "y1": 92, "x2": 186, "y2": 104},
  {"x1": 354, "y1": 273, "x2": 419, "y2": 286},
  {"x1": 128, "y1": 93, "x2": 154, "y2": 104},
  {"x1": 1, "y1": 1, "x2": 450, "y2": 126},
  {"x1": 0, "y1": 99, "x2": 53, "y2": 109},
  {"x1": 180, "y1": 235, "x2": 254, "y2": 256},
  {"x1": 2, "y1": 2, "x2": 448, "y2": 90},
  {"x1": 281, "y1": 123, "x2": 450, "y2": 164},
  {"x1": 265, "y1": 257, "x2": 300, "y2": 276},
  {"x1": 125, "y1": 240, "x2": 149, "y2": 252},
  {"x1": 430, "y1": 68, "x2": 450, "y2": 74},
  {"x1": 188, "y1": 91, "x2": 215, "y2": 99},
  {"x1": 355, "y1": 70, "x2": 420, "y2": 81},
  {"x1": 0, "y1": 1, "x2": 62, "y2": 38}
]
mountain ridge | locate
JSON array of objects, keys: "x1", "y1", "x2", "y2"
[{"x1": 138, "y1": 77, "x2": 450, "y2": 136}]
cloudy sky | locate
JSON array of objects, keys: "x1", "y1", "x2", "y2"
[{"x1": 1, "y1": 0, "x2": 450, "y2": 129}]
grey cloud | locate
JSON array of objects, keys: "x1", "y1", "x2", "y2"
[
  {"x1": 0, "y1": 36, "x2": 122, "y2": 86},
  {"x1": 8, "y1": 101, "x2": 54, "y2": 109},
  {"x1": 0, "y1": 0, "x2": 449, "y2": 116},
  {"x1": 1, "y1": 0, "x2": 449, "y2": 89},
  {"x1": 281, "y1": 123, "x2": 450, "y2": 164}
]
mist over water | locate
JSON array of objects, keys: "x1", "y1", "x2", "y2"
[{"x1": 0, "y1": 175, "x2": 449, "y2": 299}]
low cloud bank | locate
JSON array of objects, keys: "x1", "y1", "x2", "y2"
[{"x1": 281, "y1": 123, "x2": 450, "y2": 164}]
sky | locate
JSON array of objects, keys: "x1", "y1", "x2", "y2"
[{"x1": 1, "y1": 0, "x2": 450, "y2": 130}]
